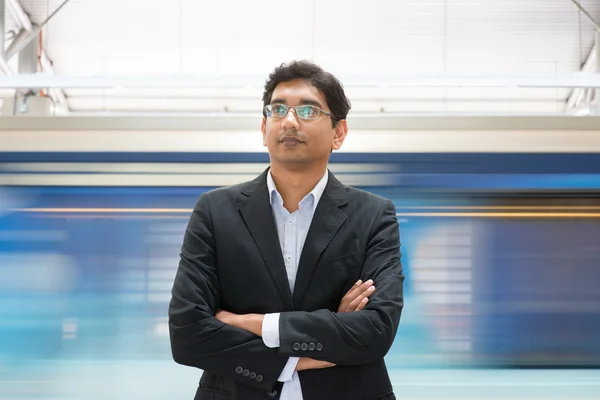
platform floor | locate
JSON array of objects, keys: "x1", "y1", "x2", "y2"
[{"x1": 1, "y1": 361, "x2": 599, "y2": 399}]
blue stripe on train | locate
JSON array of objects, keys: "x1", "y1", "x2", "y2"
[{"x1": 1, "y1": 152, "x2": 600, "y2": 173}]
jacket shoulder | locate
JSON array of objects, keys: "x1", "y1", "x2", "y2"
[
  {"x1": 193, "y1": 177, "x2": 260, "y2": 210},
  {"x1": 344, "y1": 185, "x2": 393, "y2": 209},
  {"x1": 201, "y1": 181, "x2": 247, "y2": 200}
]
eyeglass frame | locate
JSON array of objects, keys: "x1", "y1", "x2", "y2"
[{"x1": 263, "y1": 103, "x2": 333, "y2": 121}]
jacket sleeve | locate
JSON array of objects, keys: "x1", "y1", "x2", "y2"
[
  {"x1": 168, "y1": 193, "x2": 288, "y2": 391},
  {"x1": 278, "y1": 199, "x2": 404, "y2": 365}
]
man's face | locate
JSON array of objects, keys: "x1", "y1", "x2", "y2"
[{"x1": 261, "y1": 79, "x2": 347, "y2": 168}]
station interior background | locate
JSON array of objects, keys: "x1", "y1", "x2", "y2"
[{"x1": 1, "y1": 0, "x2": 600, "y2": 398}]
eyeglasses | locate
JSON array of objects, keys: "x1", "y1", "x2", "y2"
[{"x1": 264, "y1": 103, "x2": 333, "y2": 120}]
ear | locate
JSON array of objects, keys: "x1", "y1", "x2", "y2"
[
  {"x1": 331, "y1": 120, "x2": 348, "y2": 151},
  {"x1": 261, "y1": 117, "x2": 267, "y2": 147}
]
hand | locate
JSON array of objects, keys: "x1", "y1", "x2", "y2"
[
  {"x1": 296, "y1": 357, "x2": 336, "y2": 371},
  {"x1": 215, "y1": 310, "x2": 240, "y2": 326},
  {"x1": 215, "y1": 310, "x2": 263, "y2": 337},
  {"x1": 338, "y1": 279, "x2": 375, "y2": 312}
]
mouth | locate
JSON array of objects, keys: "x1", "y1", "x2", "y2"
[{"x1": 280, "y1": 136, "x2": 303, "y2": 145}]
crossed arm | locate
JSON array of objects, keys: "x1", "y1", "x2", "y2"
[
  {"x1": 169, "y1": 194, "x2": 403, "y2": 391},
  {"x1": 215, "y1": 279, "x2": 377, "y2": 371}
]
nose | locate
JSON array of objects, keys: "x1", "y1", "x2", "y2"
[{"x1": 281, "y1": 108, "x2": 300, "y2": 131}]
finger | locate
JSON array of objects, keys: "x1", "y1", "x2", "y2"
[
  {"x1": 348, "y1": 279, "x2": 374, "y2": 311},
  {"x1": 339, "y1": 279, "x2": 375, "y2": 312},
  {"x1": 354, "y1": 297, "x2": 369, "y2": 311},
  {"x1": 346, "y1": 286, "x2": 375, "y2": 311},
  {"x1": 341, "y1": 279, "x2": 364, "y2": 302},
  {"x1": 355, "y1": 279, "x2": 374, "y2": 296},
  {"x1": 339, "y1": 279, "x2": 365, "y2": 311},
  {"x1": 342, "y1": 280, "x2": 374, "y2": 312},
  {"x1": 344, "y1": 279, "x2": 373, "y2": 302}
]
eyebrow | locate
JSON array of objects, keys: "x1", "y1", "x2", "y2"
[{"x1": 270, "y1": 98, "x2": 325, "y2": 109}]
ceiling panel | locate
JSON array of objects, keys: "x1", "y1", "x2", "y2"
[
  {"x1": 313, "y1": 0, "x2": 447, "y2": 75},
  {"x1": 182, "y1": 1, "x2": 315, "y2": 76},
  {"x1": 10, "y1": 0, "x2": 600, "y2": 114},
  {"x1": 20, "y1": 0, "x2": 600, "y2": 74}
]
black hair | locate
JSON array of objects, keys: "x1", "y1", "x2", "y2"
[{"x1": 262, "y1": 60, "x2": 351, "y2": 127}]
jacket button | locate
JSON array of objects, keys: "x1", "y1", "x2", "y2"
[
  {"x1": 300, "y1": 343, "x2": 308, "y2": 351},
  {"x1": 249, "y1": 372, "x2": 257, "y2": 380},
  {"x1": 292, "y1": 342, "x2": 300, "y2": 351},
  {"x1": 256, "y1": 375, "x2": 263, "y2": 382},
  {"x1": 316, "y1": 343, "x2": 323, "y2": 351},
  {"x1": 235, "y1": 366, "x2": 243, "y2": 374},
  {"x1": 308, "y1": 343, "x2": 315, "y2": 351},
  {"x1": 242, "y1": 369, "x2": 250, "y2": 377},
  {"x1": 267, "y1": 389, "x2": 278, "y2": 398}
]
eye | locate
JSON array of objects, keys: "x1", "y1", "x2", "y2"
[
  {"x1": 272, "y1": 104, "x2": 288, "y2": 116},
  {"x1": 298, "y1": 106, "x2": 317, "y2": 119}
]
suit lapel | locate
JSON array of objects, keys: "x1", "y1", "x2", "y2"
[
  {"x1": 238, "y1": 170, "x2": 294, "y2": 310},
  {"x1": 293, "y1": 172, "x2": 348, "y2": 307}
]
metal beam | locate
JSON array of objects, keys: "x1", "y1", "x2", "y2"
[
  {"x1": 5, "y1": 0, "x2": 69, "y2": 111},
  {"x1": 7, "y1": 0, "x2": 31, "y2": 31},
  {"x1": 6, "y1": 28, "x2": 30, "y2": 59},
  {"x1": 567, "y1": 0, "x2": 600, "y2": 113},
  {"x1": 0, "y1": 0, "x2": 5, "y2": 60},
  {"x1": 1, "y1": 115, "x2": 600, "y2": 131},
  {"x1": 0, "y1": 0, "x2": 21, "y2": 82},
  {"x1": 5, "y1": 0, "x2": 70, "y2": 61},
  {"x1": 566, "y1": 43, "x2": 596, "y2": 109},
  {"x1": 596, "y1": 31, "x2": 600, "y2": 115},
  {"x1": 570, "y1": 0, "x2": 600, "y2": 31},
  {"x1": 566, "y1": 103, "x2": 591, "y2": 116},
  {"x1": 17, "y1": 29, "x2": 37, "y2": 75},
  {"x1": 0, "y1": 73, "x2": 600, "y2": 89}
]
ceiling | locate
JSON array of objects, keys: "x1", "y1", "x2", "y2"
[{"x1": 2, "y1": 0, "x2": 600, "y2": 115}]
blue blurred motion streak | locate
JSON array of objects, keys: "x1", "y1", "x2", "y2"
[{"x1": 1, "y1": 153, "x2": 600, "y2": 399}]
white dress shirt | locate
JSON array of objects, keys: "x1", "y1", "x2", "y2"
[{"x1": 261, "y1": 169, "x2": 329, "y2": 400}]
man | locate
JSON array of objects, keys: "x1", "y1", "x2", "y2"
[{"x1": 169, "y1": 60, "x2": 404, "y2": 400}]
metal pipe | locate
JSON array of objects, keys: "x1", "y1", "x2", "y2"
[
  {"x1": 6, "y1": 28, "x2": 30, "y2": 57},
  {"x1": 7, "y1": 0, "x2": 32, "y2": 32},
  {"x1": 6, "y1": 0, "x2": 71, "y2": 61}
]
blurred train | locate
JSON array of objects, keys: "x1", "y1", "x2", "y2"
[{"x1": 1, "y1": 115, "x2": 600, "y2": 376}]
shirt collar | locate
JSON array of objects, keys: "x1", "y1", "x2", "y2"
[{"x1": 267, "y1": 168, "x2": 329, "y2": 214}]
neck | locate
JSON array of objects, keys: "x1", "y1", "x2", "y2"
[{"x1": 270, "y1": 163, "x2": 326, "y2": 213}]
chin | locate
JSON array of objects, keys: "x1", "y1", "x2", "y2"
[{"x1": 272, "y1": 154, "x2": 309, "y2": 165}]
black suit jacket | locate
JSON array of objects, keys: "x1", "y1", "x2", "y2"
[{"x1": 169, "y1": 168, "x2": 404, "y2": 400}]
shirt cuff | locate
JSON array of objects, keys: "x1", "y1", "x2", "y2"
[
  {"x1": 261, "y1": 312, "x2": 280, "y2": 348},
  {"x1": 277, "y1": 358, "x2": 300, "y2": 382}
]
